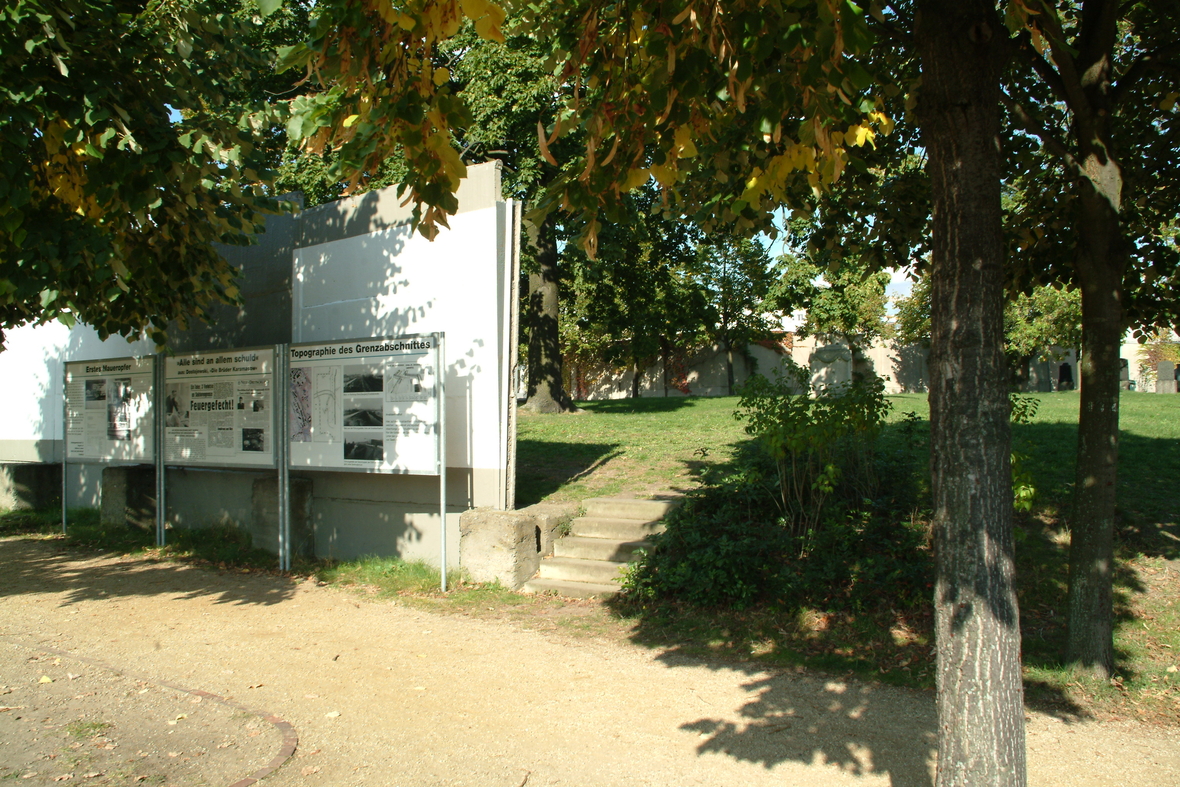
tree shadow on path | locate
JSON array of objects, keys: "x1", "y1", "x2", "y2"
[
  {"x1": 0, "y1": 537, "x2": 297, "y2": 608},
  {"x1": 656, "y1": 648, "x2": 937, "y2": 786}
]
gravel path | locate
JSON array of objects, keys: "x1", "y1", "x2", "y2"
[{"x1": 1, "y1": 537, "x2": 1177, "y2": 787}]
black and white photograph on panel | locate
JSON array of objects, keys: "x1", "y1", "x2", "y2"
[
  {"x1": 106, "y1": 378, "x2": 133, "y2": 441},
  {"x1": 84, "y1": 379, "x2": 107, "y2": 408},
  {"x1": 343, "y1": 400, "x2": 383, "y2": 427},
  {"x1": 343, "y1": 365, "x2": 383, "y2": 393},
  {"x1": 343, "y1": 430, "x2": 384, "y2": 462},
  {"x1": 242, "y1": 427, "x2": 266, "y2": 453}
]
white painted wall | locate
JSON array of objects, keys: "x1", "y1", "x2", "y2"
[
  {"x1": 292, "y1": 203, "x2": 513, "y2": 477},
  {"x1": 0, "y1": 322, "x2": 154, "y2": 450}
]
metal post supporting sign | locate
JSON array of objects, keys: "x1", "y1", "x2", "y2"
[
  {"x1": 61, "y1": 361, "x2": 68, "y2": 535},
  {"x1": 276, "y1": 343, "x2": 290, "y2": 571},
  {"x1": 155, "y1": 354, "x2": 165, "y2": 547},
  {"x1": 437, "y1": 333, "x2": 447, "y2": 592}
]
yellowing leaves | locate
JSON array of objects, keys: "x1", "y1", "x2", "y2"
[
  {"x1": 673, "y1": 125, "x2": 698, "y2": 158},
  {"x1": 623, "y1": 168, "x2": 651, "y2": 191},
  {"x1": 868, "y1": 111, "x2": 894, "y2": 136},
  {"x1": 650, "y1": 163, "x2": 679, "y2": 187}
]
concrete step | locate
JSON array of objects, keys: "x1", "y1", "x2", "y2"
[
  {"x1": 553, "y1": 536, "x2": 652, "y2": 562},
  {"x1": 537, "y1": 557, "x2": 630, "y2": 585},
  {"x1": 519, "y1": 578, "x2": 621, "y2": 599},
  {"x1": 582, "y1": 497, "x2": 681, "y2": 522},
  {"x1": 571, "y1": 516, "x2": 666, "y2": 541}
]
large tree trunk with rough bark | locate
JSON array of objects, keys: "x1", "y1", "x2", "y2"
[
  {"x1": 523, "y1": 215, "x2": 575, "y2": 413},
  {"x1": 1067, "y1": 113, "x2": 1126, "y2": 677},
  {"x1": 630, "y1": 360, "x2": 643, "y2": 398},
  {"x1": 916, "y1": 2, "x2": 1027, "y2": 785}
]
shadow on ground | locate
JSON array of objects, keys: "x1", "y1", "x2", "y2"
[
  {"x1": 649, "y1": 646, "x2": 937, "y2": 786},
  {"x1": 0, "y1": 537, "x2": 297, "y2": 608},
  {"x1": 514, "y1": 440, "x2": 620, "y2": 506},
  {"x1": 577, "y1": 398, "x2": 701, "y2": 414}
]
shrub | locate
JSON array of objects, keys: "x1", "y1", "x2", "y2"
[
  {"x1": 734, "y1": 364, "x2": 891, "y2": 554},
  {"x1": 622, "y1": 369, "x2": 932, "y2": 610}
]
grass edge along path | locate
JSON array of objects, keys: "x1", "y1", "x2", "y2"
[{"x1": 3, "y1": 390, "x2": 1177, "y2": 724}]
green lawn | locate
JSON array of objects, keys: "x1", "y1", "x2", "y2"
[
  {"x1": 519, "y1": 391, "x2": 1179, "y2": 537},
  {"x1": 515, "y1": 396, "x2": 748, "y2": 505},
  {"x1": 514, "y1": 390, "x2": 1180, "y2": 721},
  {"x1": 6, "y1": 389, "x2": 1177, "y2": 722}
]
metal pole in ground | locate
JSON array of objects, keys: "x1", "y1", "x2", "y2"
[
  {"x1": 61, "y1": 361, "x2": 68, "y2": 535},
  {"x1": 437, "y1": 333, "x2": 447, "y2": 592},
  {"x1": 155, "y1": 355, "x2": 165, "y2": 547},
  {"x1": 276, "y1": 344, "x2": 290, "y2": 571}
]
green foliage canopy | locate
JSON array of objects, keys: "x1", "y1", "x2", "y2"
[{"x1": 0, "y1": 0, "x2": 286, "y2": 346}]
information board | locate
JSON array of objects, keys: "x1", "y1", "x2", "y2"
[
  {"x1": 64, "y1": 356, "x2": 155, "y2": 462},
  {"x1": 288, "y1": 336, "x2": 439, "y2": 473},
  {"x1": 163, "y1": 348, "x2": 275, "y2": 467}
]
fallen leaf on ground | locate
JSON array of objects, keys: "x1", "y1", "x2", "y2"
[
  {"x1": 52, "y1": 775, "x2": 72, "y2": 782},
  {"x1": 301, "y1": 766, "x2": 321, "y2": 775},
  {"x1": 167, "y1": 752, "x2": 180, "y2": 758},
  {"x1": 39, "y1": 676, "x2": 53, "y2": 684},
  {"x1": 83, "y1": 773, "x2": 102, "y2": 779},
  {"x1": 325, "y1": 711, "x2": 341, "y2": 718},
  {"x1": 248, "y1": 683, "x2": 264, "y2": 689}
]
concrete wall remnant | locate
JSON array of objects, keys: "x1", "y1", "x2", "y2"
[
  {"x1": 0, "y1": 463, "x2": 62, "y2": 511},
  {"x1": 459, "y1": 502, "x2": 577, "y2": 589}
]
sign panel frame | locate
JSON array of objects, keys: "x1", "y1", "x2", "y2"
[
  {"x1": 287, "y1": 334, "x2": 442, "y2": 475},
  {"x1": 63, "y1": 355, "x2": 156, "y2": 464},
  {"x1": 162, "y1": 346, "x2": 277, "y2": 469}
]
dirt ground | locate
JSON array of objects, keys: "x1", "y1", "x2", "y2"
[{"x1": 1, "y1": 537, "x2": 1177, "y2": 787}]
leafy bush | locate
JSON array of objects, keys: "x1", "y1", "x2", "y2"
[
  {"x1": 622, "y1": 370, "x2": 932, "y2": 610},
  {"x1": 734, "y1": 364, "x2": 891, "y2": 553}
]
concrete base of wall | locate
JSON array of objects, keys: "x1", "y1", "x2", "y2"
[
  {"x1": 0, "y1": 463, "x2": 62, "y2": 510},
  {"x1": 251, "y1": 477, "x2": 315, "y2": 557},
  {"x1": 459, "y1": 502, "x2": 578, "y2": 589},
  {"x1": 100, "y1": 466, "x2": 157, "y2": 529}
]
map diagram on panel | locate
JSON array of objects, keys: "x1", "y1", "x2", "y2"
[
  {"x1": 385, "y1": 363, "x2": 431, "y2": 402},
  {"x1": 313, "y1": 366, "x2": 341, "y2": 442},
  {"x1": 290, "y1": 367, "x2": 312, "y2": 442}
]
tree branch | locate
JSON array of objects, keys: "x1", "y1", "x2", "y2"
[
  {"x1": 999, "y1": 88, "x2": 1085, "y2": 178},
  {"x1": 1028, "y1": 2, "x2": 1092, "y2": 120},
  {"x1": 1111, "y1": 45, "x2": 1180, "y2": 107},
  {"x1": 1011, "y1": 31, "x2": 1078, "y2": 114}
]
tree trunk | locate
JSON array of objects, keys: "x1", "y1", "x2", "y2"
[
  {"x1": 523, "y1": 215, "x2": 575, "y2": 413},
  {"x1": 916, "y1": 3, "x2": 1027, "y2": 785},
  {"x1": 723, "y1": 339, "x2": 735, "y2": 396},
  {"x1": 1066, "y1": 124, "x2": 1126, "y2": 677},
  {"x1": 631, "y1": 361, "x2": 643, "y2": 398}
]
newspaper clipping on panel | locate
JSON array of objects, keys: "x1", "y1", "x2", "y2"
[
  {"x1": 163, "y1": 349, "x2": 275, "y2": 467},
  {"x1": 64, "y1": 356, "x2": 155, "y2": 462}
]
